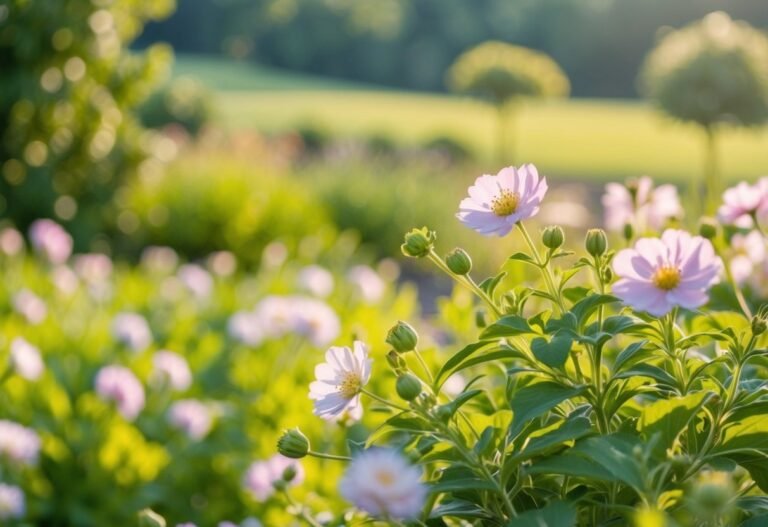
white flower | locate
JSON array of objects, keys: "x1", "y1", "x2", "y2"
[
  {"x1": 347, "y1": 265, "x2": 385, "y2": 303},
  {"x1": 227, "y1": 311, "x2": 264, "y2": 346},
  {"x1": 309, "y1": 341, "x2": 371, "y2": 419},
  {"x1": 0, "y1": 420, "x2": 41, "y2": 466},
  {"x1": 168, "y1": 399, "x2": 213, "y2": 440},
  {"x1": 152, "y1": 350, "x2": 192, "y2": 391},
  {"x1": 112, "y1": 312, "x2": 152, "y2": 352},
  {"x1": 298, "y1": 265, "x2": 335, "y2": 297},
  {"x1": 9, "y1": 337, "x2": 43, "y2": 381},
  {"x1": 0, "y1": 483, "x2": 24, "y2": 520},
  {"x1": 244, "y1": 455, "x2": 304, "y2": 501},
  {"x1": 340, "y1": 448, "x2": 427, "y2": 520}
]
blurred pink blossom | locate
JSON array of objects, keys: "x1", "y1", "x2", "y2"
[
  {"x1": 0, "y1": 420, "x2": 40, "y2": 465},
  {"x1": 244, "y1": 454, "x2": 304, "y2": 501},
  {"x1": 9, "y1": 337, "x2": 43, "y2": 381},
  {"x1": 152, "y1": 350, "x2": 192, "y2": 391},
  {"x1": 95, "y1": 365, "x2": 145, "y2": 420},
  {"x1": 12, "y1": 289, "x2": 47, "y2": 325},
  {"x1": 297, "y1": 264, "x2": 334, "y2": 298},
  {"x1": 168, "y1": 399, "x2": 212, "y2": 440},
  {"x1": 602, "y1": 176, "x2": 682, "y2": 233},
  {"x1": 718, "y1": 178, "x2": 768, "y2": 227},
  {"x1": 0, "y1": 228, "x2": 24, "y2": 256},
  {"x1": 0, "y1": 484, "x2": 24, "y2": 520},
  {"x1": 729, "y1": 231, "x2": 765, "y2": 284},
  {"x1": 141, "y1": 246, "x2": 179, "y2": 274},
  {"x1": 347, "y1": 265, "x2": 385, "y2": 303},
  {"x1": 73, "y1": 253, "x2": 113, "y2": 284},
  {"x1": 227, "y1": 311, "x2": 264, "y2": 346},
  {"x1": 178, "y1": 264, "x2": 214, "y2": 299},
  {"x1": 28, "y1": 219, "x2": 73, "y2": 264},
  {"x1": 111, "y1": 312, "x2": 152, "y2": 352}
]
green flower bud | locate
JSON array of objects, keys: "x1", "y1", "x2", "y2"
[
  {"x1": 541, "y1": 225, "x2": 565, "y2": 250},
  {"x1": 585, "y1": 228, "x2": 608, "y2": 257},
  {"x1": 395, "y1": 373, "x2": 422, "y2": 401},
  {"x1": 386, "y1": 320, "x2": 418, "y2": 353},
  {"x1": 282, "y1": 464, "x2": 298, "y2": 483},
  {"x1": 752, "y1": 315, "x2": 767, "y2": 336},
  {"x1": 401, "y1": 227, "x2": 436, "y2": 258},
  {"x1": 138, "y1": 509, "x2": 166, "y2": 527},
  {"x1": 277, "y1": 428, "x2": 310, "y2": 459},
  {"x1": 622, "y1": 222, "x2": 634, "y2": 241},
  {"x1": 445, "y1": 248, "x2": 472, "y2": 275},
  {"x1": 386, "y1": 350, "x2": 407, "y2": 373},
  {"x1": 698, "y1": 217, "x2": 718, "y2": 240},
  {"x1": 689, "y1": 471, "x2": 735, "y2": 515},
  {"x1": 475, "y1": 308, "x2": 487, "y2": 328},
  {"x1": 433, "y1": 404, "x2": 453, "y2": 423},
  {"x1": 602, "y1": 267, "x2": 613, "y2": 283}
]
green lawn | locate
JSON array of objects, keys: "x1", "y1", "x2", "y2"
[{"x1": 176, "y1": 55, "x2": 768, "y2": 182}]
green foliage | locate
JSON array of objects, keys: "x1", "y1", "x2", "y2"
[
  {"x1": 0, "y1": 0, "x2": 175, "y2": 245},
  {"x1": 139, "y1": 77, "x2": 213, "y2": 136},
  {"x1": 447, "y1": 41, "x2": 570, "y2": 106},
  {"x1": 641, "y1": 11, "x2": 768, "y2": 128}
]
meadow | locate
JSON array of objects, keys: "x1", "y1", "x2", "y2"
[{"x1": 175, "y1": 55, "x2": 768, "y2": 182}]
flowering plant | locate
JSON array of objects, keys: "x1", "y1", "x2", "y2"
[{"x1": 281, "y1": 165, "x2": 768, "y2": 526}]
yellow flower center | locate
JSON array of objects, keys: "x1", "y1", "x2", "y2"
[
  {"x1": 374, "y1": 469, "x2": 395, "y2": 486},
  {"x1": 490, "y1": 189, "x2": 520, "y2": 216},
  {"x1": 653, "y1": 265, "x2": 681, "y2": 291},
  {"x1": 337, "y1": 371, "x2": 362, "y2": 399}
]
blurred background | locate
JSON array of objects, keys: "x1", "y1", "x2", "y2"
[{"x1": 2, "y1": 1, "x2": 768, "y2": 525}]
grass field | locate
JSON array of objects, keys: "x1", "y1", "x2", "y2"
[{"x1": 176, "y1": 55, "x2": 768, "y2": 182}]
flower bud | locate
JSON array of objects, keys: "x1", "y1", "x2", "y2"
[
  {"x1": 281, "y1": 464, "x2": 298, "y2": 483},
  {"x1": 541, "y1": 225, "x2": 565, "y2": 250},
  {"x1": 386, "y1": 350, "x2": 407, "y2": 373},
  {"x1": 277, "y1": 428, "x2": 310, "y2": 459},
  {"x1": 445, "y1": 248, "x2": 472, "y2": 275},
  {"x1": 689, "y1": 471, "x2": 735, "y2": 516},
  {"x1": 752, "y1": 316, "x2": 767, "y2": 336},
  {"x1": 138, "y1": 509, "x2": 166, "y2": 527},
  {"x1": 622, "y1": 222, "x2": 634, "y2": 242},
  {"x1": 585, "y1": 228, "x2": 608, "y2": 257},
  {"x1": 395, "y1": 373, "x2": 422, "y2": 401},
  {"x1": 698, "y1": 218, "x2": 718, "y2": 240},
  {"x1": 401, "y1": 227, "x2": 436, "y2": 258},
  {"x1": 433, "y1": 404, "x2": 453, "y2": 423},
  {"x1": 602, "y1": 267, "x2": 613, "y2": 283},
  {"x1": 386, "y1": 321, "x2": 418, "y2": 353},
  {"x1": 475, "y1": 308, "x2": 487, "y2": 328}
]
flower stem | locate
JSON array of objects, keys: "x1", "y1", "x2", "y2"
[
  {"x1": 412, "y1": 347, "x2": 434, "y2": 385},
  {"x1": 307, "y1": 451, "x2": 352, "y2": 462},
  {"x1": 428, "y1": 250, "x2": 503, "y2": 318},
  {"x1": 361, "y1": 388, "x2": 410, "y2": 413},
  {"x1": 281, "y1": 488, "x2": 324, "y2": 527},
  {"x1": 517, "y1": 223, "x2": 565, "y2": 314}
]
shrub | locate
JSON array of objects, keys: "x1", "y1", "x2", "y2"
[{"x1": 139, "y1": 76, "x2": 213, "y2": 136}]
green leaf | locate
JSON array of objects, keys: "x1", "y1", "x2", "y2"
[
  {"x1": 570, "y1": 294, "x2": 619, "y2": 324},
  {"x1": 435, "y1": 341, "x2": 494, "y2": 387},
  {"x1": 432, "y1": 466, "x2": 497, "y2": 493},
  {"x1": 613, "y1": 340, "x2": 650, "y2": 372},
  {"x1": 613, "y1": 364, "x2": 677, "y2": 387},
  {"x1": 715, "y1": 402, "x2": 768, "y2": 453},
  {"x1": 508, "y1": 252, "x2": 536, "y2": 265},
  {"x1": 531, "y1": 336, "x2": 572, "y2": 369},
  {"x1": 430, "y1": 499, "x2": 493, "y2": 520},
  {"x1": 473, "y1": 426, "x2": 496, "y2": 457},
  {"x1": 507, "y1": 501, "x2": 576, "y2": 527},
  {"x1": 637, "y1": 391, "x2": 711, "y2": 458},
  {"x1": 440, "y1": 389, "x2": 483, "y2": 420},
  {"x1": 479, "y1": 271, "x2": 508, "y2": 297},
  {"x1": 437, "y1": 346, "x2": 520, "y2": 389},
  {"x1": 480, "y1": 315, "x2": 535, "y2": 340},
  {"x1": 509, "y1": 416, "x2": 593, "y2": 463},
  {"x1": 509, "y1": 382, "x2": 586, "y2": 439}
]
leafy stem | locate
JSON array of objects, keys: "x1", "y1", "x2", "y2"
[
  {"x1": 427, "y1": 249, "x2": 503, "y2": 318},
  {"x1": 517, "y1": 222, "x2": 566, "y2": 314}
]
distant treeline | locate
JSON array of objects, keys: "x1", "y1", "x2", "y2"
[{"x1": 136, "y1": 0, "x2": 768, "y2": 98}]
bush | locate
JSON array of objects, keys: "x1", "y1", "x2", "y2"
[
  {"x1": 0, "y1": 0, "x2": 175, "y2": 247},
  {"x1": 139, "y1": 76, "x2": 214, "y2": 136}
]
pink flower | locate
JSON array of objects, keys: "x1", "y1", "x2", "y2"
[
  {"x1": 227, "y1": 311, "x2": 264, "y2": 346},
  {"x1": 612, "y1": 229, "x2": 722, "y2": 316},
  {"x1": 0, "y1": 420, "x2": 41, "y2": 465},
  {"x1": 28, "y1": 219, "x2": 73, "y2": 264},
  {"x1": 602, "y1": 176, "x2": 682, "y2": 233},
  {"x1": 151, "y1": 350, "x2": 192, "y2": 391},
  {"x1": 140, "y1": 246, "x2": 179, "y2": 274},
  {"x1": 177, "y1": 264, "x2": 213, "y2": 299},
  {"x1": 95, "y1": 365, "x2": 145, "y2": 420},
  {"x1": 347, "y1": 265, "x2": 384, "y2": 303},
  {"x1": 207, "y1": 251, "x2": 237, "y2": 277},
  {"x1": 168, "y1": 399, "x2": 212, "y2": 440},
  {"x1": 112, "y1": 312, "x2": 152, "y2": 352},
  {"x1": 298, "y1": 265, "x2": 334, "y2": 298},
  {"x1": 0, "y1": 484, "x2": 24, "y2": 520},
  {"x1": 244, "y1": 455, "x2": 304, "y2": 501},
  {"x1": 718, "y1": 179, "x2": 768, "y2": 227},
  {"x1": 12, "y1": 289, "x2": 47, "y2": 325},
  {"x1": 0, "y1": 228, "x2": 24, "y2": 256},
  {"x1": 729, "y1": 231, "x2": 765, "y2": 284},
  {"x1": 457, "y1": 164, "x2": 547, "y2": 236},
  {"x1": 73, "y1": 253, "x2": 113, "y2": 284}
]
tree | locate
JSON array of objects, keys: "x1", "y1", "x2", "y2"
[
  {"x1": 640, "y1": 11, "x2": 768, "y2": 214},
  {"x1": 0, "y1": 0, "x2": 175, "y2": 248},
  {"x1": 447, "y1": 41, "x2": 570, "y2": 162}
]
